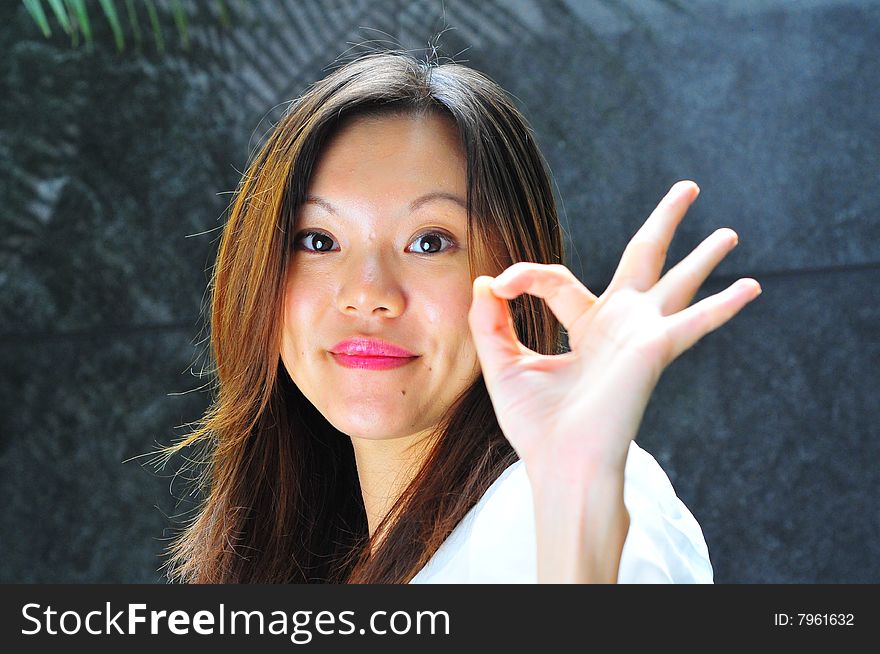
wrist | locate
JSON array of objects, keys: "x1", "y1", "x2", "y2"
[
  {"x1": 528, "y1": 456, "x2": 629, "y2": 584},
  {"x1": 523, "y1": 439, "x2": 629, "y2": 494}
]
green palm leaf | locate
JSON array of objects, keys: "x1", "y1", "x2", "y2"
[
  {"x1": 22, "y1": 0, "x2": 51, "y2": 37},
  {"x1": 46, "y1": 0, "x2": 72, "y2": 33},
  {"x1": 97, "y1": 0, "x2": 124, "y2": 51},
  {"x1": 21, "y1": 0, "x2": 239, "y2": 53}
]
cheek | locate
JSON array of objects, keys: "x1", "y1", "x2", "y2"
[
  {"x1": 284, "y1": 263, "x2": 332, "y2": 311},
  {"x1": 281, "y1": 281, "x2": 322, "y2": 356},
  {"x1": 284, "y1": 287, "x2": 308, "y2": 324},
  {"x1": 418, "y1": 281, "x2": 475, "y2": 351}
]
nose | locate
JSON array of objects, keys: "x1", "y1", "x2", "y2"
[{"x1": 335, "y1": 254, "x2": 405, "y2": 319}]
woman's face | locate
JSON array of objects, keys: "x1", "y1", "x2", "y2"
[{"x1": 280, "y1": 112, "x2": 483, "y2": 441}]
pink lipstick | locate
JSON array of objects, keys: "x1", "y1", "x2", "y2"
[{"x1": 329, "y1": 338, "x2": 418, "y2": 371}]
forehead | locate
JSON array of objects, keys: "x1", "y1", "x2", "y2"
[{"x1": 306, "y1": 112, "x2": 467, "y2": 197}]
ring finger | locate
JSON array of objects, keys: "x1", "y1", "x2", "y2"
[{"x1": 650, "y1": 227, "x2": 740, "y2": 315}]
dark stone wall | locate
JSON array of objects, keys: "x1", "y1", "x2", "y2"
[{"x1": 1, "y1": 0, "x2": 876, "y2": 582}]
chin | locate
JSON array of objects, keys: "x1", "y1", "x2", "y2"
[{"x1": 325, "y1": 409, "x2": 415, "y2": 440}]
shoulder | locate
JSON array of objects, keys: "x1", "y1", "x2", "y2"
[
  {"x1": 617, "y1": 443, "x2": 714, "y2": 583},
  {"x1": 410, "y1": 457, "x2": 535, "y2": 583},
  {"x1": 410, "y1": 441, "x2": 714, "y2": 583}
]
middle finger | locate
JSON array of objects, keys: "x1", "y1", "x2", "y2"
[{"x1": 606, "y1": 180, "x2": 700, "y2": 294}]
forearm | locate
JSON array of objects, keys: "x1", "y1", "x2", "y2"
[{"x1": 528, "y1": 453, "x2": 629, "y2": 583}]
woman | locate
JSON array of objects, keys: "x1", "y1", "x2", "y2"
[{"x1": 158, "y1": 50, "x2": 760, "y2": 583}]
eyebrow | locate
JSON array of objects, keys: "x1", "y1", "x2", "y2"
[{"x1": 304, "y1": 191, "x2": 467, "y2": 214}]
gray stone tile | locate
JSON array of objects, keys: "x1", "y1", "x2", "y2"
[
  {"x1": 0, "y1": 331, "x2": 209, "y2": 582},
  {"x1": 636, "y1": 266, "x2": 880, "y2": 582},
  {"x1": 1, "y1": 0, "x2": 395, "y2": 336},
  {"x1": 397, "y1": 0, "x2": 880, "y2": 290}
]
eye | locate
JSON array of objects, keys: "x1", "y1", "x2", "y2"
[
  {"x1": 295, "y1": 230, "x2": 337, "y2": 253},
  {"x1": 408, "y1": 231, "x2": 457, "y2": 254},
  {"x1": 294, "y1": 229, "x2": 457, "y2": 254}
]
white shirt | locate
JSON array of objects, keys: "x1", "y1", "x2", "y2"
[{"x1": 410, "y1": 440, "x2": 713, "y2": 583}]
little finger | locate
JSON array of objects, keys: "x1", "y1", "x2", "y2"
[{"x1": 663, "y1": 278, "x2": 762, "y2": 362}]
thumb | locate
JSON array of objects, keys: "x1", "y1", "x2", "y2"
[{"x1": 468, "y1": 276, "x2": 522, "y2": 391}]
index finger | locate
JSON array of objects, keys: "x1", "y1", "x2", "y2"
[{"x1": 489, "y1": 262, "x2": 598, "y2": 335}]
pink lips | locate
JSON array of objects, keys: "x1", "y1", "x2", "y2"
[{"x1": 329, "y1": 337, "x2": 418, "y2": 371}]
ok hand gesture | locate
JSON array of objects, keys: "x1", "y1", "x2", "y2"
[{"x1": 468, "y1": 181, "x2": 762, "y2": 476}]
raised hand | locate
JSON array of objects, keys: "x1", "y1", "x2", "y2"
[{"x1": 468, "y1": 180, "x2": 762, "y2": 476}]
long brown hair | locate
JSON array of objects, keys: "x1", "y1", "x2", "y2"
[{"x1": 156, "y1": 50, "x2": 566, "y2": 583}]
